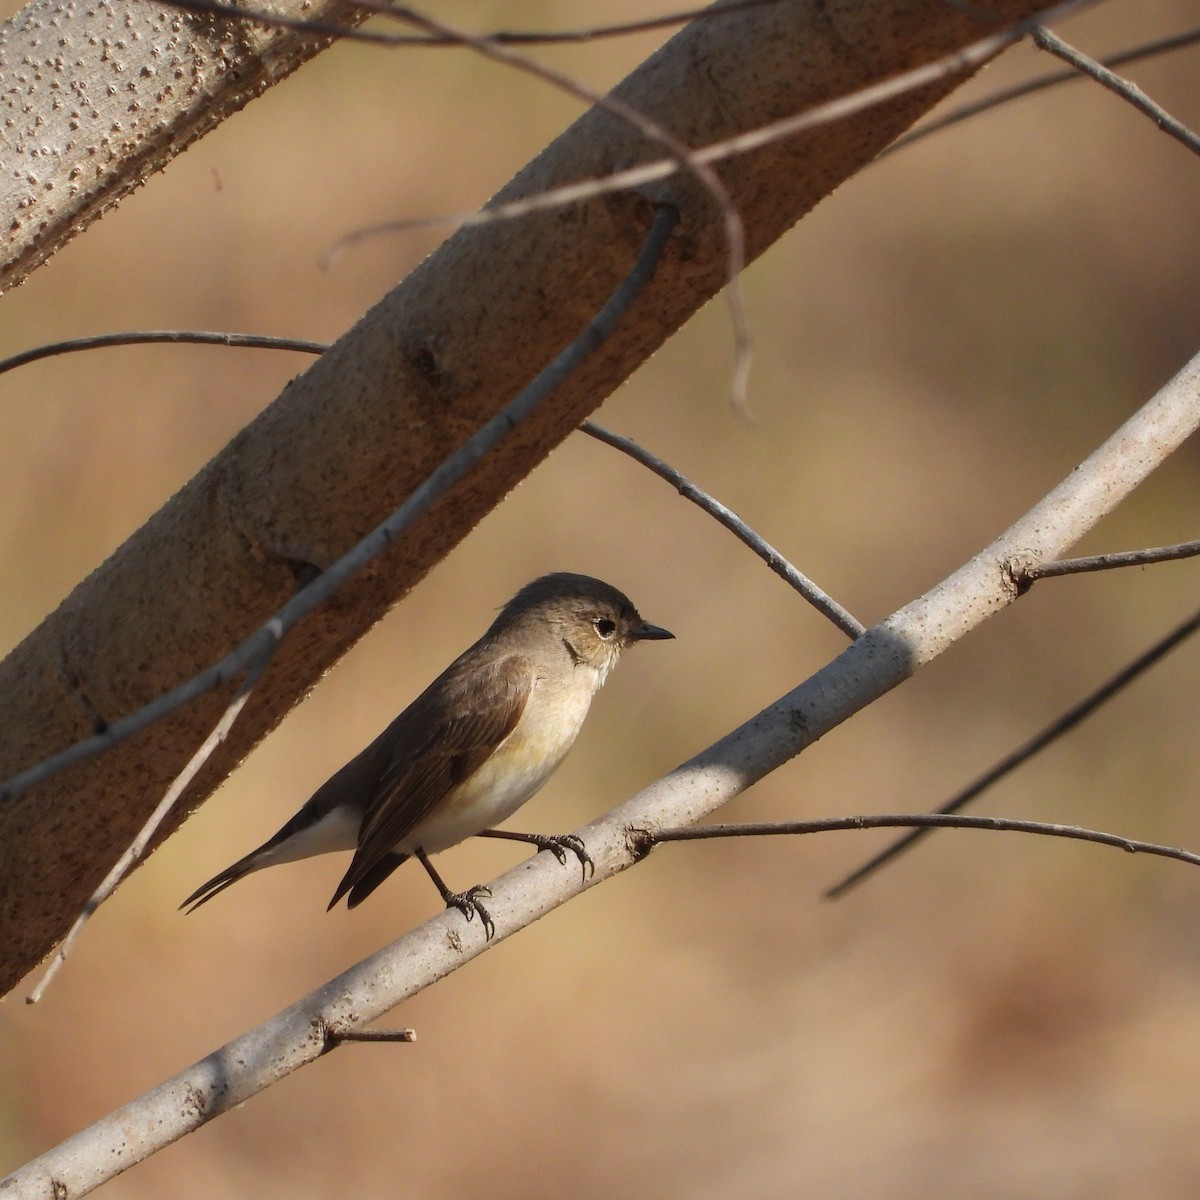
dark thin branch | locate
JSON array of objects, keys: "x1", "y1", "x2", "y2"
[
  {"x1": 646, "y1": 814, "x2": 1200, "y2": 872},
  {"x1": 356, "y1": 0, "x2": 785, "y2": 45},
  {"x1": 0, "y1": 204, "x2": 679, "y2": 808},
  {"x1": 581, "y1": 421, "x2": 864, "y2": 639},
  {"x1": 1033, "y1": 25, "x2": 1200, "y2": 158},
  {"x1": 0, "y1": 332, "x2": 327, "y2": 378},
  {"x1": 154, "y1": 0, "x2": 782, "y2": 48},
  {"x1": 883, "y1": 26, "x2": 1200, "y2": 159},
  {"x1": 1017, "y1": 539, "x2": 1200, "y2": 581},
  {"x1": 824, "y1": 606, "x2": 1200, "y2": 898}
]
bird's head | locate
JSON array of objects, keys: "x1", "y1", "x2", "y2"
[{"x1": 494, "y1": 572, "x2": 673, "y2": 682}]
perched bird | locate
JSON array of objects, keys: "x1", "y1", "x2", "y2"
[{"x1": 182, "y1": 573, "x2": 672, "y2": 937}]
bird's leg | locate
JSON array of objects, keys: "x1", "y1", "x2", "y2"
[
  {"x1": 415, "y1": 848, "x2": 495, "y2": 940},
  {"x1": 474, "y1": 829, "x2": 594, "y2": 881}
]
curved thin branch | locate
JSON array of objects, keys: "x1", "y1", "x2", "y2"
[
  {"x1": 154, "y1": 0, "x2": 787, "y2": 48},
  {"x1": 647, "y1": 815, "x2": 1200, "y2": 872},
  {"x1": 355, "y1": 0, "x2": 788, "y2": 46},
  {"x1": 0, "y1": 332, "x2": 327, "y2": 377},
  {"x1": 0, "y1": 328, "x2": 864, "y2": 636},
  {"x1": 581, "y1": 421, "x2": 864, "y2": 638},
  {"x1": 322, "y1": 5, "x2": 753, "y2": 409}
]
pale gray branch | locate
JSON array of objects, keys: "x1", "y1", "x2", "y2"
[
  {"x1": 24, "y1": 648, "x2": 275, "y2": 1004},
  {"x1": 8, "y1": 347, "x2": 1200, "y2": 1199}
]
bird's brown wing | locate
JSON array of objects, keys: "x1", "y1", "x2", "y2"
[{"x1": 327, "y1": 652, "x2": 532, "y2": 908}]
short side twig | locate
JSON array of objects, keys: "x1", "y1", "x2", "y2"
[
  {"x1": 1017, "y1": 539, "x2": 1200, "y2": 581},
  {"x1": 327, "y1": 1028, "x2": 417, "y2": 1044}
]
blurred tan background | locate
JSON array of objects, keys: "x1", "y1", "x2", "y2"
[{"x1": 3, "y1": 1, "x2": 1200, "y2": 1196}]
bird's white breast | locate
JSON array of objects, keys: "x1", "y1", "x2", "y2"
[{"x1": 396, "y1": 662, "x2": 605, "y2": 856}]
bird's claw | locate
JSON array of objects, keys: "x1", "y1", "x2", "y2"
[
  {"x1": 531, "y1": 833, "x2": 594, "y2": 881},
  {"x1": 445, "y1": 885, "x2": 495, "y2": 940}
]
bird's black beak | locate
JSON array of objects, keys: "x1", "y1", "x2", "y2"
[{"x1": 634, "y1": 621, "x2": 674, "y2": 642}]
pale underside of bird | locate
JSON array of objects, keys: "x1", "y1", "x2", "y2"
[{"x1": 182, "y1": 573, "x2": 673, "y2": 938}]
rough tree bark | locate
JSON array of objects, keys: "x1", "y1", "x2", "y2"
[{"x1": 0, "y1": 0, "x2": 368, "y2": 288}]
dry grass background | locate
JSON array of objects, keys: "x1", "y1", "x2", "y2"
[{"x1": 3, "y1": 1, "x2": 1200, "y2": 1196}]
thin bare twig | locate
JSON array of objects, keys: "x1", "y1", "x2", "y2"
[
  {"x1": 883, "y1": 26, "x2": 1200, "y2": 159},
  {"x1": 0, "y1": 332, "x2": 327, "y2": 377},
  {"x1": 25, "y1": 645, "x2": 277, "y2": 1003},
  {"x1": 0, "y1": 205, "x2": 678, "y2": 809},
  {"x1": 581, "y1": 421, "x2": 865, "y2": 639},
  {"x1": 1018, "y1": 540, "x2": 1200, "y2": 581},
  {"x1": 1033, "y1": 25, "x2": 1200, "y2": 157},
  {"x1": 356, "y1": 0, "x2": 786, "y2": 45},
  {"x1": 154, "y1": 0, "x2": 782, "y2": 47},
  {"x1": 825, "y1": 606, "x2": 1200, "y2": 898},
  {"x1": 645, "y1": 814, "x2": 1200, "y2": 872},
  {"x1": 351, "y1": 1, "x2": 1094, "y2": 237}
]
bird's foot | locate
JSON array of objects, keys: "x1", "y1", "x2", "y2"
[
  {"x1": 528, "y1": 833, "x2": 594, "y2": 881},
  {"x1": 475, "y1": 829, "x2": 595, "y2": 881},
  {"x1": 444, "y1": 884, "x2": 495, "y2": 940}
]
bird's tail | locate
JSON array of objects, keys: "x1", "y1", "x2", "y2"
[
  {"x1": 181, "y1": 801, "x2": 362, "y2": 913},
  {"x1": 180, "y1": 845, "x2": 273, "y2": 913}
]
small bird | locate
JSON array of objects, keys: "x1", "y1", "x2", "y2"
[{"x1": 182, "y1": 573, "x2": 672, "y2": 937}]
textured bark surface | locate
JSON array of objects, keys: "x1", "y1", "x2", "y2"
[
  {"x1": 0, "y1": 0, "x2": 1049, "y2": 995},
  {"x1": 0, "y1": 0, "x2": 367, "y2": 288}
]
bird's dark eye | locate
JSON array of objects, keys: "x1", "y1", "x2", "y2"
[{"x1": 594, "y1": 617, "x2": 617, "y2": 639}]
